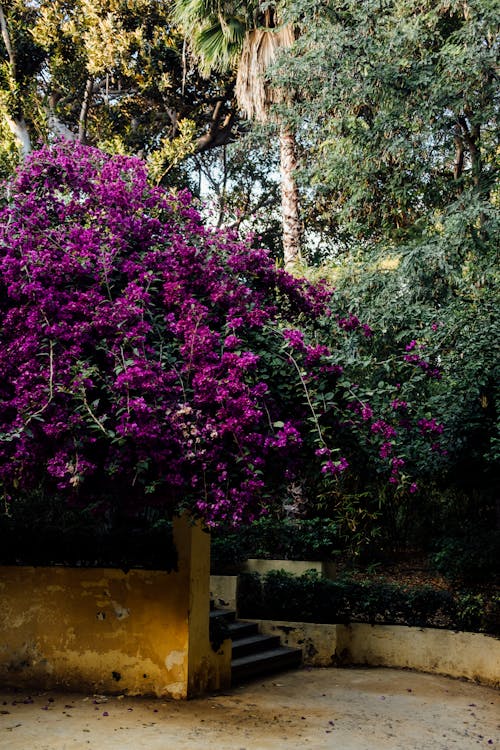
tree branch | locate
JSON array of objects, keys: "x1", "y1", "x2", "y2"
[
  {"x1": 453, "y1": 128, "x2": 464, "y2": 186},
  {"x1": 195, "y1": 100, "x2": 237, "y2": 152},
  {"x1": 78, "y1": 76, "x2": 94, "y2": 144},
  {"x1": 0, "y1": 4, "x2": 15, "y2": 75}
]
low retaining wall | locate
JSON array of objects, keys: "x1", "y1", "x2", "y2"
[
  {"x1": 336, "y1": 623, "x2": 500, "y2": 688},
  {"x1": 250, "y1": 619, "x2": 500, "y2": 688},
  {"x1": 254, "y1": 620, "x2": 338, "y2": 667},
  {"x1": 242, "y1": 559, "x2": 336, "y2": 578},
  {"x1": 209, "y1": 563, "x2": 336, "y2": 610},
  {"x1": 0, "y1": 517, "x2": 231, "y2": 699}
]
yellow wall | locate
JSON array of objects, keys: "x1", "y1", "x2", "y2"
[
  {"x1": 254, "y1": 619, "x2": 337, "y2": 667},
  {"x1": 250, "y1": 618, "x2": 499, "y2": 687},
  {"x1": 0, "y1": 516, "x2": 231, "y2": 699},
  {"x1": 336, "y1": 623, "x2": 500, "y2": 688}
]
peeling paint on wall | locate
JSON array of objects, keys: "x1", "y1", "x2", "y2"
[
  {"x1": 110, "y1": 600, "x2": 130, "y2": 620},
  {"x1": 0, "y1": 517, "x2": 232, "y2": 698},
  {"x1": 165, "y1": 681, "x2": 186, "y2": 699},
  {"x1": 165, "y1": 650, "x2": 186, "y2": 671}
]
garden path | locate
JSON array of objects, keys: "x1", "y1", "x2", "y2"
[{"x1": 1, "y1": 666, "x2": 499, "y2": 749}]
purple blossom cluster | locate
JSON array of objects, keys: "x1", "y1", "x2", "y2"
[
  {"x1": 0, "y1": 143, "x2": 367, "y2": 524},
  {"x1": 0, "y1": 144, "x2": 445, "y2": 525},
  {"x1": 337, "y1": 312, "x2": 373, "y2": 338},
  {"x1": 403, "y1": 341, "x2": 441, "y2": 379}
]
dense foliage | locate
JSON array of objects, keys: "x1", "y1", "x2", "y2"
[
  {"x1": 276, "y1": 0, "x2": 498, "y2": 246},
  {"x1": 0, "y1": 0, "x2": 238, "y2": 187},
  {"x1": 267, "y1": 0, "x2": 500, "y2": 541},
  {"x1": 0, "y1": 2, "x2": 497, "y2": 562},
  {"x1": 211, "y1": 516, "x2": 342, "y2": 571}
]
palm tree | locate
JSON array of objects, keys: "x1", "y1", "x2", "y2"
[{"x1": 174, "y1": 0, "x2": 302, "y2": 269}]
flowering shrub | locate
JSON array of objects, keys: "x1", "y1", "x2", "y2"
[{"x1": 0, "y1": 143, "x2": 441, "y2": 528}]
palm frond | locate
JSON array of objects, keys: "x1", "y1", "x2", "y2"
[
  {"x1": 235, "y1": 25, "x2": 295, "y2": 122},
  {"x1": 174, "y1": 0, "x2": 248, "y2": 75},
  {"x1": 195, "y1": 18, "x2": 244, "y2": 74}
]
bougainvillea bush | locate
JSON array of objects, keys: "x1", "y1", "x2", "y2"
[{"x1": 0, "y1": 143, "x2": 445, "y2": 531}]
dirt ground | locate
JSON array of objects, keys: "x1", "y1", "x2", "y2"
[{"x1": 0, "y1": 667, "x2": 498, "y2": 750}]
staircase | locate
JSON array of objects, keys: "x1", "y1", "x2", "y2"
[{"x1": 210, "y1": 608, "x2": 302, "y2": 683}]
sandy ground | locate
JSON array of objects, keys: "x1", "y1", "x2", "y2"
[{"x1": 0, "y1": 667, "x2": 498, "y2": 750}]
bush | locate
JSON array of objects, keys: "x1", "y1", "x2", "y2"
[
  {"x1": 210, "y1": 517, "x2": 341, "y2": 572},
  {"x1": 237, "y1": 570, "x2": 498, "y2": 636},
  {"x1": 430, "y1": 531, "x2": 500, "y2": 583},
  {"x1": 210, "y1": 528, "x2": 249, "y2": 573},
  {"x1": 0, "y1": 142, "x2": 449, "y2": 538},
  {"x1": 0, "y1": 490, "x2": 177, "y2": 569}
]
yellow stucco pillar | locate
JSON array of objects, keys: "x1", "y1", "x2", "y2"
[{"x1": 174, "y1": 515, "x2": 232, "y2": 697}]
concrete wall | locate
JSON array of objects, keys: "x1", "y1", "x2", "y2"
[
  {"x1": 241, "y1": 559, "x2": 336, "y2": 578},
  {"x1": 210, "y1": 575, "x2": 239, "y2": 611},
  {"x1": 255, "y1": 619, "x2": 338, "y2": 667},
  {"x1": 336, "y1": 623, "x2": 500, "y2": 688},
  {"x1": 0, "y1": 516, "x2": 231, "y2": 699},
  {"x1": 250, "y1": 619, "x2": 500, "y2": 688}
]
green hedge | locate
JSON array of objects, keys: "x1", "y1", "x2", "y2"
[{"x1": 237, "y1": 570, "x2": 500, "y2": 636}]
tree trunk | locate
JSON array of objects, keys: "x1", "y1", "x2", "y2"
[
  {"x1": 279, "y1": 125, "x2": 302, "y2": 270},
  {"x1": 5, "y1": 115, "x2": 31, "y2": 157},
  {"x1": 0, "y1": 5, "x2": 31, "y2": 157}
]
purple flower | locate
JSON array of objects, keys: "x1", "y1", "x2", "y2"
[
  {"x1": 361, "y1": 404, "x2": 373, "y2": 421},
  {"x1": 283, "y1": 329, "x2": 305, "y2": 350}
]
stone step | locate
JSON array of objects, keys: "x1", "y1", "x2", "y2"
[
  {"x1": 231, "y1": 646, "x2": 302, "y2": 683},
  {"x1": 210, "y1": 605, "x2": 302, "y2": 683},
  {"x1": 227, "y1": 620, "x2": 260, "y2": 639},
  {"x1": 231, "y1": 633, "x2": 281, "y2": 659},
  {"x1": 209, "y1": 608, "x2": 236, "y2": 623}
]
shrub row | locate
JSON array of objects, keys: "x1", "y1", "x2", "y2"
[
  {"x1": 237, "y1": 570, "x2": 500, "y2": 636},
  {"x1": 430, "y1": 531, "x2": 500, "y2": 583}
]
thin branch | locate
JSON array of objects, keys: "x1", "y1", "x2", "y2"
[
  {"x1": 269, "y1": 330, "x2": 327, "y2": 446},
  {"x1": 24, "y1": 341, "x2": 54, "y2": 425},
  {"x1": 81, "y1": 390, "x2": 109, "y2": 435}
]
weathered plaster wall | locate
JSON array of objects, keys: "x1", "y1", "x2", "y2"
[
  {"x1": 253, "y1": 619, "x2": 338, "y2": 667},
  {"x1": 336, "y1": 624, "x2": 500, "y2": 688},
  {"x1": 250, "y1": 619, "x2": 500, "y2": 687},
  {"x1": 210, "y1": 575, "x2": 239, "y2": 611},
  {"x1": 181, "y1": 520, "x2": 232, "y2": 696},
  {"x1": 0, "y1": 516, "x2": 231, "y2": 698}
]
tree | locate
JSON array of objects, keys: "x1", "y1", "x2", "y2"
[
  {"x1": 272, "y1": 0, "x2": 498, "y2": 249},
  {"x1": 271, "y1": 0, "x2": 500, "y2": 534},
  {"x1": 0, "y1": 0, "x2": 240, "y2": 184},
  {"x1": 0, "y1": 1, "x2": 44, "y2": 155},
  {"x1": 188, "y1": 128, "x2": 283, "y2": 254},
  {"x1": 174, "y1": 0, "x2": 303, "y2": 268}
]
